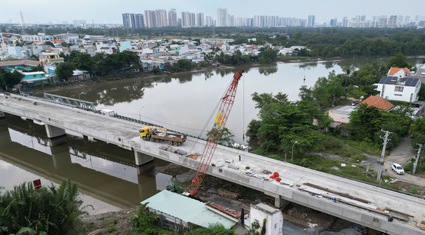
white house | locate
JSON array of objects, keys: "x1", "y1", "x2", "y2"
[
  {"x1": 249, "y1": 202, "x2": 283, "y2": 235},
  {"x1": 387, "y1": 67, "x2": 410, "y2": 78},
  {"x1": 375, "y1": 76, "x2": 421, "y2": 102}
]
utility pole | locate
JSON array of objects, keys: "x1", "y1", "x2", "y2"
[
  {"x1": 377, "y1": 130, "x2": 391, "y2": 182},
  {"x1": 413, "y1": 143, "x2": 423, "y2": 174}
]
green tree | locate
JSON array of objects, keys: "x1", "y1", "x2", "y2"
[
  {"x1": 185, "y1": 224, "x2": 236, "y2": 235},
  {"x1": 258, "y1": 48, "x2": 277, "y2": 64},
  {"x1": 69, "y1": 51, "x2": 94, "y2": 73},
  {"x1": 55, "y1": 62, "x2": 75, "y2": 81},
  {"x1": 311, "y1": 72, "x2": 345, "y2": 108},
  {"x1": 0, "y1": 69, "x2": 23, "y2": 90},
  {"x1": 0, "y1": 180, "x2": 85, "y2": 235},
  {"x1": 207, "y1": 127, "x2": 235, "y2": 147},
  {"x1": 387, "y1": 53, "x2": 410, "y2": 68},
  {"x1": 347, "y1": 104, "x2": 382, "y2": 142},
  {"x1": 247, "y1": 92, "x2": 323, "y2": 156}
]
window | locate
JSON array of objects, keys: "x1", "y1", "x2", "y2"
[{"x1": 394, "y1": 86, "x2": 404, "y2": 92}]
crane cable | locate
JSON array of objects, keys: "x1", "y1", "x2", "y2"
[{"x1": 242, "y1": 71, "x2": 245, "y2": 143}]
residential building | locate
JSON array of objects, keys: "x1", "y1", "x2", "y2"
[
  {"x1": 196, "y1": 13, "x2": 204, "y2": 27},
  {"x1": 39, "y1": 52, "x2": 64, "y2": 65},
  {"x1": 20, "y1": 71, "x2": 48, "y2": 84},
  {"x1": 7, "y1": 46, "x2": 24, "y2": 59},
  {"x1": 122, "y1": 13, "x2": 145, "y2": 29},
  {"x1": 217, "y1": 8, "x2": 227, "y2": 27},
  {"x1": 359, "y1": 96, "x2": 395, "y2": 111},
  {"x1": 387, "y1": 67, "x2": 410, "y2": 78},
  {"x1": 413, "y1": 64, "x2": 425, "y2": 82},
  {"x1": 141, "y1": 190, "x2": 235, "y2": 230},
  {"x1": 249, "y1": 202, "x2": 283, "y2": 235},
  {"x1": 376, "y1": 69, "x2": 421, "y2": 102},
  {"x1": 144, "y1": 10, "x2": 157, "y2": 28},
  {"x1": 168, "y1": 9, "x2": 178, "y2": 27},
  {"x1": 307, "y1": 15, "x2": 315, "y2": 27},
  {"x1": 155, "y1": 9, "x2": 168, "y2": 27}
]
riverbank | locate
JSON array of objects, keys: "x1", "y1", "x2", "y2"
[{"x1": 31, "y1": 65, "x2": 238, "y2": 96}]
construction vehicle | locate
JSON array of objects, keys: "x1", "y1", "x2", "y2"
[
  {"x1": 188, "y1": 70, "x2": 245, "y2": 197},
  {"x1": 139, "y1": 126, "x2": 186, "y2": 146}
]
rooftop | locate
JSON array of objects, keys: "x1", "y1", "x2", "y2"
[
  {"x1": 378, "y1": 76, "x2": 419, "y2": 87},
  {"x1": 359, "y1": 96, "x2": 394, "y2": 111},
  {"x1": 141, "y1": 190, "x2": 236, "y2": 229}
]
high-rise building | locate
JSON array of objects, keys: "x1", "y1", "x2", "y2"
[
  {"x1": 330, "y1": 18, "x2": 337, "y2": 27},
  {"x1": 181, "y1": 12, "x2": 191, "y2": 28},
  {"x1": 196, "y1": 13, "x2": 204, "y2": 27},
  {"x1": 205, "y1": 16, "x2": 213, "y2": 27},
  {"x1": 144, "y1": 10, "x2": 156, "y2": 28},
  {"x1": 122, "y1": 13, "x2": 132, "y2": 28},
  {"x1": 342, "y1": 17, "x2": 349, "y2": 27},
  {"x1": 388, "y1": 15, "x2": 397, "y2": 28},
  {"x1": 122, "y1": 13, "x2": 144, "y2": 28},
  {"x1": 307, "y1": 15, "x2": 315, "y2": 27},
  {"x1": 156, "y1": 9, "x2": 168, "y2": 27},
  {"x1": 217, "y1": 8, "x2": 227, "y2": 27},
  {"x1": 168, "y1": 9, "x2": 178, "y2": 27}
]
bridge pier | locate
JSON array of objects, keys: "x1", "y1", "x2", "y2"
[
  {"x1": 0, "y1": 111, "x2": 4, "y2": 118},
  {"x1": 265, "y1": 192, "x2": 290, "y2": 209},
  {"x1": 134, "y1": 150, "x2": 154, "y2": 166},
  {"x1": 45, "y1": 124, "x2": 66, "y2": 139}
]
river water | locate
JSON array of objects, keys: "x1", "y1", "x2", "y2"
[
  {"x1": 1, "y1": 59, "x2": 416, "y2": 233},
  {"x1": 50, "y1": 61, "x2": 347, "y2": 144}
]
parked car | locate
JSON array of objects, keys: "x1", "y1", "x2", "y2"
[{"x1": 391, "y1": 163, "x2": 405, "y2": 175}]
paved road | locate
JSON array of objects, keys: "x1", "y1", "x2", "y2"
[{"x1": 385, "y1": 137, "x2": 425, "y2": 187}]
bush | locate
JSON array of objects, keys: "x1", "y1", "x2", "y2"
[{"x1": 0, "y1": 180, "x2": 85, "y2": 235}]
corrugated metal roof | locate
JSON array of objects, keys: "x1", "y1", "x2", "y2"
[{"x1": 141, "y1": 190, "x2": 236, "y2": 229}]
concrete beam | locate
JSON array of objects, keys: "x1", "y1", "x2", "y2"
[
  {"x1": 134, "y1": 150, "x2": 154, "y2": 166},
  {"x1": 45, "y1": 124, "x2": 66, "y2": 139}
]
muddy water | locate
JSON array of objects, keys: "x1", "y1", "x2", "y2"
[
  {"x1": 46, "y1": 61, "x2": 347, "y2": 145},
  {"x1": 0, "y1": 116, "x2": 176, "y2": 214}
]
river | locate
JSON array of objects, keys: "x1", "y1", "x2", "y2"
[
  {"x1": 48, "y1": 61, "x2": 348, "y2": 144},
  {"x1": 0, "y1": 59, "x2": 419, "y2": 233}
]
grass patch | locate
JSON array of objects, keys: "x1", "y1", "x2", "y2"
[{"x1": 318, "y1": 135, "x2": 379, "y2": 162}]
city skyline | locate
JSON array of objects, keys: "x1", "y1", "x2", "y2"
[{"x1": 1, "y1": 0, "x2": 425, "y2": 25}]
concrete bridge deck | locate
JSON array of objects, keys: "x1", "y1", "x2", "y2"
[{"x1": 0, "y1": 92, "x2": 424, "y2": 235}]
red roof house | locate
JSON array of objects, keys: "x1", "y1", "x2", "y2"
[{"x1": 359, "y1": 96, "x2": 394, "y2": 111}]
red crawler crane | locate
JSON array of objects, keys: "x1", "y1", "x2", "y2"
[{"x1": 189, "y1": 70, "x2": 245, "y2": 197}]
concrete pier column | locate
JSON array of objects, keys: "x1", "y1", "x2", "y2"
[
  {"x1": 274, "y1": 195, "x2": 290, "y2": 208},
  {"x1": 0, "y1": 111, "x2": 4, "y2": 118},
  {"x1": 45, "y1": 124, "x2": 66, "y2": 139},
  {"x1": 266, "y1": 192, "x2": 290, "y2": 209},
  {"x1": 134, "y1": 150, "x2": 154, "y2": 166}
]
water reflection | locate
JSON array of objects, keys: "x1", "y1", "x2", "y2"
[
  {"x1": 258, "y1": 65, "x2": 278, "y2": 76},
  {"x1": 47, "y1": 62, "x2": 346, "y2": 144},
  {"x1": 0, "y1": 117, "x2": 179, "y2": 208}
]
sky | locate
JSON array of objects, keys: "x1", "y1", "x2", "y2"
[{"x1": 1, "y1": 0, "x2": 424, "y2": 25}]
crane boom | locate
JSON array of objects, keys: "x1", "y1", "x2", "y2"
[{"x1": 189, "y1": 70, "x2": 244, "y2": 196}]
